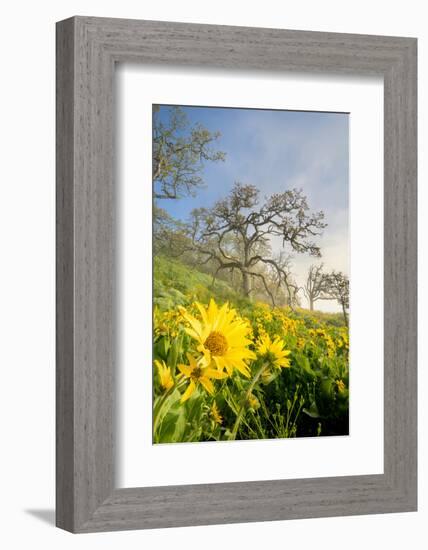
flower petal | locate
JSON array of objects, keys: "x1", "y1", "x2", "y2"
[
  {"x1": 178, "y1": 363, "x2": 192, "y2": 377},
  {"x1": 180, "y1": 380, "x2": 196, "y2": 403},
  {"x1": 204, "y1": 368, "x2": 227, "y2": 380},
  {"x1": 199, "y1": 377, "x2": 214, "y2": 395}
]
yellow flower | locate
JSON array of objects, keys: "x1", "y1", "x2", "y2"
[
  {"x1": 297, "y1": 337, "x2": 306, "y2": 349},
  {"x1": 179, "y1": 299, "x2": 256, "y2": 378},
  {"x1": 339, "y1": 331, "x2": 349, "y2": 349},
  {"x1": 282, "y1": 316, "x2": 299, "y2": 335},
  {"x1": 154, "y1": 359, "x2": 174, "y2": 391},
  {"x1": 336, "y1": 379, "x2": 346, "y2": 392},
  {"x1": 247, "y1": 393, "x2": 260, "y2": 410},
  {"x1": 325, "y1": 335, "x2": 336, "y2": 357},
  {"x1": 261, "y1": 367, "x2": 274, "y2": 385},
  {"x1": 178, "y1": 354, "x2": 226, "y2": 403},
  {"x1": 211, "y1": 402, "x2": 223, "y2": 425},
  {"x1": 256, "y1": 334, "x2": 291, "y2": 369}
]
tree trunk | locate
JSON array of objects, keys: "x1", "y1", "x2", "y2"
[
  {"x1": 309, "y1": 297, "x2": 314, "y2": 311},
  {"x1": 341, "y1": 302, "x2": 348, "y2": 327},
  {"x1": 242, "y1": 271, "x2": 251, "y2": 297}
]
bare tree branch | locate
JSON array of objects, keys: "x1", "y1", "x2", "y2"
[
  {"x1": 303, "y1": 264, "x2": 331, "y2": 310},
  {"x1": 188, "y1": 183, "x2": 326, "y2": 302},
  {"x1": 153, "y1": 106, "x2": 225, "y2": 200},
  {"x1": 323, "y1": 270, "x2": 349, "y2": 325}
]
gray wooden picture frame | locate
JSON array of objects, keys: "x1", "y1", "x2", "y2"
[{"x1": 56, "y1": 16, "x2": 417, "y2": 533}]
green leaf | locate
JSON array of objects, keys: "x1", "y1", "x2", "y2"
[
  {"x1": 154, "y1": 337, "x2": 170, "y2": 361},
  {"x1": 294, "y1": 353, "x2": 316, "y2": 378},
  {"x1": 185, "y1": 393, "x2": 204, "y2": 425},
  {"x1": 167, "y1": 336, "x2": 180, "y2": 372},
  {"x1": 303, "y1": 400, "x2": 321, "y2": 418},
  {"x1": 157, "y1": 407, "x2": 186, "y2": 443},
  {"x1": 319, "y1": 378, "x2": 334, "y2": 398},
  {"x1": 153, "y1": 388, "x2": 181, "y2": 433}
]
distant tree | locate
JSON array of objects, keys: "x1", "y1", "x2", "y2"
[
  {"x1": 153, "y1": 206, "x2": 188, "y2": 254},
  {"x1": 303, "y1": 264, "x2": 329, "y2": 311},
  {"x1": 188, "y1": 183, "x2": 326, "y2": 305},
  {"x1": 324, "y1": 271, "x2": 350, "y2": 326},
  {"x1": 153, "y1": 105, "x2": 225, "y2": 200},
  {"x1": 261, "y1": 252, "x2": 300, "y2": 307}
]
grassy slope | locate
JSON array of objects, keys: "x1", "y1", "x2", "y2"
[{"x1": 154, "y1": 255, "x2": 345, "y2": 327}]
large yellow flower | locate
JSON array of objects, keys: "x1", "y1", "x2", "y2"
[
  {"x1": 256, "y1": 334, "x2": 291, "y2": 369},
  {"x1": 178, "y1": 354, "x2": 226, "y2": 403},
  {"x1": 180, "y1": 299, "x2": 256, "y2": 377}
]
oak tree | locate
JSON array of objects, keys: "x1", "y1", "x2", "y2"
[
  {"x1": 153, "y1": 105, "x2": 225, "y2": 200},
  {"x1": 189, "y1": 183, "x2": 326, "y2": 305},
  {"x1": 324, "y1": 270, "x2": 350, "y2": 325},
  {"x1": 303, "y1": 264, "x2": 329, "y2": 311}
]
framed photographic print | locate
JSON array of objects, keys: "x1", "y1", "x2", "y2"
[{"x1": 56, "y1": 16, "x2": 417, "y2": 532}]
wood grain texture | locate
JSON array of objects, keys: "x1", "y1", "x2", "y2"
[
  {"x1": 56, "y1": 18, "x2": 75, "y2": 532},
  {"x1": 56, "y1": 16, "x2": 417, "y2": 533}
]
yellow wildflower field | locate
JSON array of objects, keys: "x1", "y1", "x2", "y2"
[{"x1": 153, "y1": 297, "x2": 349, "y2": 443}]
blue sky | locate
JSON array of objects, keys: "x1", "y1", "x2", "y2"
[{"x1": 156, "y1": 105, "x2": 349, "y2": 311}]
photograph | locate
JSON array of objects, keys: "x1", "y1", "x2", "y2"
[{"x1": 152, "y1": 104, "x2": 350, "y2": 444}]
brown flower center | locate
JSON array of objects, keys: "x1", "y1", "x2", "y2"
[
  {"x1": 204, "y1": 331, "x2": 228, "y2": 356},
  {"x1": 191, "y1": 367, "x2": 203, "y2": 380}
]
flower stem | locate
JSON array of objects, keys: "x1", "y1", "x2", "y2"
[{"x1": 229, "y1": 362, "x2": 268, "y2": 441}]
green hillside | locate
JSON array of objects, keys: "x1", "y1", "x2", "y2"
[
  {"x1": 154, "y1": 255, "x2": 246, "y2": 311},
  {"x1": 154, "y1": 255, "x2": 345, "y2": 327}
]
